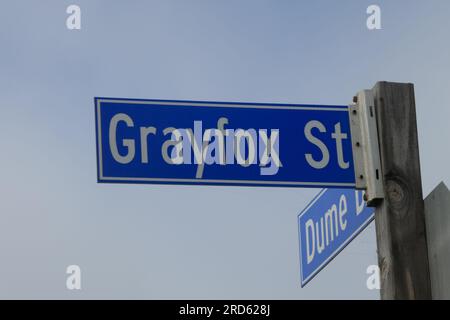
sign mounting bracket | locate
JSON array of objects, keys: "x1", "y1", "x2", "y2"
[{"x1": 349, "y1": 90, "x2": 384, "y2": 206}]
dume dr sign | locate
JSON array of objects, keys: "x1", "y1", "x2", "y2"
[
  {"x1": 298, "y1": 188, "x2": 374, "y2": 286},
  {"x1": 95, "y1": 98, "x2": 356, "y2": 188}
]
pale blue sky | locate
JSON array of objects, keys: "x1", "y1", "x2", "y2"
[{"x1": 0, "y1": 0, "x2": 449, "y2": 299}]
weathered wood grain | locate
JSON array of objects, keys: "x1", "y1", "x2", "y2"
[{"x1": 372, "y1": 81, "x2": 431, "y2": 299}]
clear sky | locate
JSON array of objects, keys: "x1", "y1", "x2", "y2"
[{"x1": 1, "y1": 0, "x2": 449, "y2": 299}]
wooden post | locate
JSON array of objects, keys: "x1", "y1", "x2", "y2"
[{"x1": 371, "y1": 82, "x2": 432, "y2": 299}]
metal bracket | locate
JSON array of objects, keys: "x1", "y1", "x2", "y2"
[{"x1": 349, "y1": 90, "x2": 384, "y2": 206}]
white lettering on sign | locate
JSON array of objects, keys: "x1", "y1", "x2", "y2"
[
  {"x1": 108, "y1": 114, "x2": 282, "y2": 177},
  {"x1": 107, "y1": 113, "x2": 351, "y2": 179},
  {"x1": 304, "y1": 120, "x2": 350, "y2": 170},
  {"x1": 332, "y1": 123, "x2": 350, "y2": 169},
  {"x1": 305, "y1": 194, "x2": 351, "y2": 264},
  {"x1": 109, "y1": 113, "x2": 136, "y2": 164},
  {"x1": 355, "y1": 190, "x2": 365, "y2": 216}
]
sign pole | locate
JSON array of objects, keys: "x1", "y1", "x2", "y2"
[{"x1": 370, "y1": 81, "x2": 432, "y2": 299}]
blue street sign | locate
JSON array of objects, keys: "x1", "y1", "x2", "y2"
[
  {"x1": 298, "y1": 188, "x2": 374, "y2": 287},
  {"x1": 95, "y1": 97, "x2": 356, "y2": 188}
]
